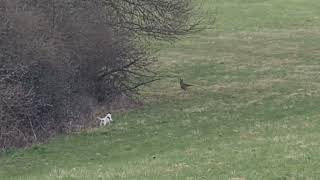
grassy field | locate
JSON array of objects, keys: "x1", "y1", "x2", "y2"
[{"x1": 2, "y1": 0, "x2": 320, "y2": 179}]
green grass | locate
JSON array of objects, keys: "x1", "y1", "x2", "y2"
[{"x1": 2, "y1": 0, "x2": 320, "y2": 179}]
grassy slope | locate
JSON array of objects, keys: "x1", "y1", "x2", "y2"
[{"x1": 2, "y1": 0, "x2": 320, "y2": 179}]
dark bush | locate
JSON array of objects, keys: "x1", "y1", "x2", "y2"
[{"x1": 0, "y1": 0, "x2": 199, "y2": 149}]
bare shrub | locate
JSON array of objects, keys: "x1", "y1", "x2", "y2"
[{"x1": 0, "y1": 0, "x2": 200, "y2": 149}]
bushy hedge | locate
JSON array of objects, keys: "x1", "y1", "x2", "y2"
[{"x1": 0, "y1": 0, "x2": 197, "y2": 149}]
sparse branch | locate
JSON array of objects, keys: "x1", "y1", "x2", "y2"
[{"x1": 103, "y1": 0, "x2": 198, "y2": 40}]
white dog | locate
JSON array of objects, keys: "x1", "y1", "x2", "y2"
[{"x1": 97, "y1": 113, "x2": 113, "y2": 126}]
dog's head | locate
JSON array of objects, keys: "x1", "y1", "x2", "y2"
[{"x1": 106, "y1": 113, "x2": 112, "y2": 121}]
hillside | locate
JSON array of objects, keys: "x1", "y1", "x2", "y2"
[{"x1": 1, "y1": 0, "x2": 320, "y2": 179}]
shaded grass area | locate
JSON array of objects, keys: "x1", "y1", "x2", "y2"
[{"x1": 2, "y1": 0, "x2": 320, "y2": 179}]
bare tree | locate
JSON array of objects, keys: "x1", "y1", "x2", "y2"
[{"x1": 0, "y1": 0, "x2": 202, "y2": 149}]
